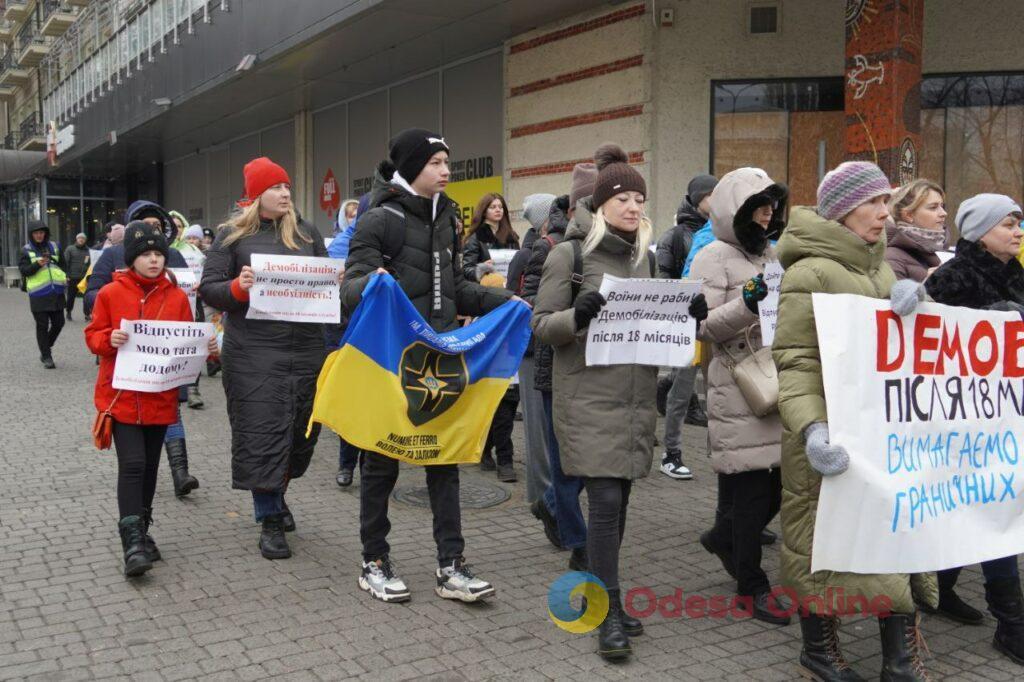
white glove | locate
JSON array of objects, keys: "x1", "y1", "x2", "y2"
[
  {"x1": 803, "y1": 422, "x2": 849, "y2": 476},
  {"x1": 890, "y1": 279, "x2": 925, "y2": 317}
]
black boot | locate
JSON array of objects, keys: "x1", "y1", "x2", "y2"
[
  {"x1": 41, "y1": 354, "x2": 56, "y2": 369},
  {"x1": 479, "y1": 451, "x2": 496, "y2": 471},
  {"x1": 933, "y1": 586, "x2": 985, "y2": 625},
  {"x1": 165, "y1": 439, "x2": 199, "y2": 497},
  {"x1": 597, "y1": 590, "x2": 632, "y2": 661},
  {"x1": 280, "y1": 502, "x2": 296, "y2": 532},
  {"x1": 798, "y1": 614, "x2": 864, "y2": 681},
  {"x1": 141, "y1": 507, "x2": 161, "y2": 561},
  {"x1": 985, "y1": 577, "x2": 1024, "y2": 665},
  {"x1": 568, "y1": 546, "x2": 587, "y2": 572},
  {"x1": 259, "y1": 514, "x2": 291, "y2": 559},
  {"x1": 530, "y1": 499, "x2": 561, "y2": 550},
  {"x1": 878, "y1": 612, "x2": 929, "y2": 681},
  {"x1": 119, "y1": 516, "x2": 153, "y2": 577},
  {"x1": 684, "y1": 393, "x2": 708, "y2": 427},
  {"x1": 615, "y1": 593, "x2": 644, "y2": 637}
]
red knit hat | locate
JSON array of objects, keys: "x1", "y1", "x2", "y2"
[{"x1": 241, "y1": 157, "x2": 290, "y2": 206}]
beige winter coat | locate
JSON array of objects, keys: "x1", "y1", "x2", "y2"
[
  {"x1": 531, "y1": 205, "x2": 657, "y2": 480},
  {"x1": 690, "y1": 168, "x2": 786, "y2": 474}
]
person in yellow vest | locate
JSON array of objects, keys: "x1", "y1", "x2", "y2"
[{"x1": 18, "y1": 220, "x2": 68, "y2": 369}]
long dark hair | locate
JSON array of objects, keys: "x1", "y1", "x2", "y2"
[{"x1": 466, "y1": 193, "x2": 515, "y2": 246}]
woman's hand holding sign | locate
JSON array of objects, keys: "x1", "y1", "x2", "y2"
[
  {"x1": 110, "y1": 330, "x2": 129, "y2": 348},
  {"x1": 237, "y1": 265, "x2": 256, "y2": 291},
  {"x1": 803, "y1": 422, "x2": 849, "y2": 476}
]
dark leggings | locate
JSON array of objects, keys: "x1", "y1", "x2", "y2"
[
  {"x1": 114, "y1": 422, "x2": 168, "y2": 518},
  {"x1": 32, "y1": 310, "x2": 64, "y2": 356},
  {"x1": 583, "y1": 477, "x2": 632, "y2": 595}
]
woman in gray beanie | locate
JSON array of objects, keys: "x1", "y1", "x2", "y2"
[{"x1": 920, "y1": 193, "x2": 1024, "y2": 666}]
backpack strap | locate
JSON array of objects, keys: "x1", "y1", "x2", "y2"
[{"x1": 569, "y1": 240, "x2": 584, "y2": 304}]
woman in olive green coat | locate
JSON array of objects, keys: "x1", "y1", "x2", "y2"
[{"x1": 773, "y1": 162, "x2": 936, "y2": 682}]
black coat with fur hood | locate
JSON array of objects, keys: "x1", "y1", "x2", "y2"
[{"x1": 925, "y1": 238, "x2": 1024, "y2": 311}]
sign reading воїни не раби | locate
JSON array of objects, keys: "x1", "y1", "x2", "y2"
[
  {"x1": 585, "y1": 275, "x2": 701, "y2": 368},
  {"x1": 811, "y1": 294, "x2": 1024, "y2": 574}
]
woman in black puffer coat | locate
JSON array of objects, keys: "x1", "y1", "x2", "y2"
[
  {"x1": 199, "y1": 157, "x2": 330, "y2": 562},
  {"x1": 923, "y1": 193, "x2": 1024, "y2": 665},
  {"x1": 462, "y1": 193, "x2": 519, "y2": 281}
]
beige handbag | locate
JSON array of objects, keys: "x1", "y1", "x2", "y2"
[{"x1": 720, "y1": 325, "x2": 778, "y2": 418}]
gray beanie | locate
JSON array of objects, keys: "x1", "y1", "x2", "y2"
[
  {"x1": 956, "y1": 193, "x2": 1023, "y2": 242},
  {"x1": 686, "y1": 174, "x2": 719, "y2": 207},
  {"x1": 522, "y1": 193, "x2": 556, "y2": 231}
]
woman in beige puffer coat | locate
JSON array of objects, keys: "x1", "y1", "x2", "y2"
[{"x1": 690, "y1": 167, "x2": 789, "y2": 624}]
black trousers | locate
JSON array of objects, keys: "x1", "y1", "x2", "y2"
[
  {"x1": 32, "y1": 310, "x2": 64, "y2": 357},
  {"x1": 359, "y1": 450, "x2": 464, "y2": 566},
  {"x1": 65, "y1": 278, "x2": 82, "y2": 315},
  {"x1": 708, "y1": 468, "x2": 782, "y2": 596},
  {"x1": 484, "y1": 396, "x2": 518, "y2": 465},
  {"x1": 113, "y1": 422, "x2": 168, "y2": 518},
  {"x1": 583, "y1": 477, "x2": 632, "y2": 595}
]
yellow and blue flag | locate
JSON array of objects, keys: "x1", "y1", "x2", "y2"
[{"x1": 309, "y1": 274, "x2": 532, "y2": 465}]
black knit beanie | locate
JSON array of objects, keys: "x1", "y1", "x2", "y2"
[
  {"x1": 592, "y1": 144, "x2": 646, "y2": 209},
  {"x1": 123, "y1": 220, "x2": 170, "y2": 266},
  {"x1": 389, "y1": 128, "x2": 450, "y2": 184}
]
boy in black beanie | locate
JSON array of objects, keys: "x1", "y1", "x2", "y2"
[{"x1": 341, "y1": 128, "x2": 518, "y2": 605}]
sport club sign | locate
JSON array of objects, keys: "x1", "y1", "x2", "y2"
[{"x1": 811, "y1": 294, "x2": 1024, "y2": 574}]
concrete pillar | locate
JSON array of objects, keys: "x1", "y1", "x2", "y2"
[
  {"x1": 294, "y1": 110, "x2": 314, "y2": 220},
  {"x1": 843, "y1": 0, "x2": 923, "y2": 185}
]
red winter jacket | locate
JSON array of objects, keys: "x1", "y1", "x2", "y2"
[{"x1": 85, "y1": 269, "x2": 194, "y2": 426}]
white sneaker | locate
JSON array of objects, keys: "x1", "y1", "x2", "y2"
[
  {"x1": 435, "y1": 559, "x2": 495, "y2": 602},
  {"x1": 660, "y1": 451, "x2": 693, "y2": 480},
  {"x1": 359, "y1": 557, "x2": 411, "y2": 603}
]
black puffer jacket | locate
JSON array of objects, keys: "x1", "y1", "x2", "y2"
[
  {"x1": 198, "y1": 217, "x2": 328, "y2": 491},
  {"x1": 342, "y1": 161, "x2": 511, "y2": 332},
  {"x1": 462, "y1": 224, "x2": 520, "y2": 282},
  {"x1": 925, "y1": 238, "x2": 1024, "y2": 310},
  {"x1": 505, "y1": 227, "x2": 539, "y2": 296},
  {"x1": 524, "y1": 195, "x2": 577, "y2": 393},
  {"x1": 654, "y1": 199, "x2": 705, "y2": 279}
]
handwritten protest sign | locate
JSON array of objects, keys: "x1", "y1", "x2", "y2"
[
  {"x1": 811, "y1": 294, "x2": 1024, "y2": 573},
  {"x1": 246, "y1": 254, "x2": 343, "y2": 324},
  {"x1": 758, "y1": 261, "x2": 784, "y2": 346},
  {"x1": 112, "y1": 320, "x2": 215, "y2": 392},
  {"x1": 586, "y1": 275, "x2": 701, "y2": 367},
  {"x1": 168, "y1": 268, "x2": 198, "y2": 317},
  {"x1": 181, "y1": 249, "x2": 205, "y2": 278},
  {"x1": 489, "y1": 249, "x2": 517, "y2": 279}
]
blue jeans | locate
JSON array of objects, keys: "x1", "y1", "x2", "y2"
[
  {"x1": 338, "y1": 437, "x2": 359, "y2": 471},
  {"x1": 252, "y1": 491, "x2": 284, "y2": 522},
  {"x1": 541, "y1": 390, "x2": 586, "y2": 550},
  {"x1": 164, "y1": 405, "x2": 185, "y2": 442},
  {"x1": 940, "y1": 555, "x2": 1020, "y2": 588}
]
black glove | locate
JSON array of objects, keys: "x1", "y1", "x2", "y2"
[
  {"x1": 688, "y1": 293, "x2": 708, "y2": 322},
  {"x1": 742, "y1": 274, "x2": 768, "y2": 313},
  {"x1": 554, "y1": 194, "x2": 570, "y2": 213},
  {"x1": 573, "y1": 291, "x2": 607, "y2": 331}
]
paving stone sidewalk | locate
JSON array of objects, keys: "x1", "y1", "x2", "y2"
[{"x1": 0, "y1": 288, "x2": 1016, "y2": 680}]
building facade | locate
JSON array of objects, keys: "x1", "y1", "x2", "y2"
[{"x1": 1, "y1": 0, "x2": 1022, "y2": 266}]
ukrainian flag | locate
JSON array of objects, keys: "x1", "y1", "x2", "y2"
[{"x1": 309, "y1": 274, "x2": 532, "y2": 465}]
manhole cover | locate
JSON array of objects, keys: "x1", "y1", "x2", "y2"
[{"x1": 393, "y1": 480, "x2": 510, "y2": 509}]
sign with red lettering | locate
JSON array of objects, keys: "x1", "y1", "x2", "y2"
[
  {"x1": 811, "y1": 294, "x2": 1024, "y2": 573},
  {"x1": 320, "y1": 168, "x2": 340, "y2": 218}
]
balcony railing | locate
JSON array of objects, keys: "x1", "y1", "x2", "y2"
[
  {"x1": 15, "y1": 14, "x2": 37, "y2": 54},
  {"x1": 42, "y1": 0, "x2": 77, "y2": 37}
]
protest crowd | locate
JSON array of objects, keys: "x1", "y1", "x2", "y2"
[{"x1": 19, "y1": 122, "x2": 1024, "y2": 681}]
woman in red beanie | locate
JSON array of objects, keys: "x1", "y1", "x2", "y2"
[{"x1": 199, "y1": 157, "x2": 331, "y2": 560}]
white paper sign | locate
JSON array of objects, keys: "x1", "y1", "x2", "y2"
[
  {"x1": 758, "y1": 261, "x2": 784, "y2": 346},
  {"x1": 811, "y1": 294, "x2": 1024, "y2": 574},
  {"x1": 246, "y1": 254, "x2": 343, "y2": 323},
  {"x1": 585, "y1": 275, "x2": 701, "y2": 367},
  {"x1": 181, "y1": 249, "x2": 205, "y2": 278},
  {"x1": 489, "y1": 249, "x2": 517, "y2": 278},
  {"x1": 112, "y1": 320, "x2": 215, "y2": 392},
  {"x1": 89, "y1": 249, "x2": 103, "y2": 266},
  {"x1": 168, "y1": 268, "x2": 198, "y2": 317}
]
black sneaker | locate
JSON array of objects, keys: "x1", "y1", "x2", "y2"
[
  {"x1": 258, "y1": 515, "x2": 291, "y2": 559},
  {"x1": 660, "y1": 450, "x2": 693, "y2": 480},
  {"x1": 530, "y1": 499, "x2": 562, "y2": 549},
  {"x1": 41, "y1": 355, "x2": 56, "y2": 369},
  {"x1": 496, "y1": 462, "x2": 517, "y2": 482},
  {"x1": 479, "y1": 451, "x2": 496, "y2": 471},
  {"x1": 568, "y1": 547, "x2": 588, "y2": 572},
  {"x1": 336, "y1": 467, "x2": 354, "y2": 487}
]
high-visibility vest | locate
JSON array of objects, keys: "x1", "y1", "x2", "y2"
[{"x1": 24, "y1": 243, "x2": 68, "y2": 298}]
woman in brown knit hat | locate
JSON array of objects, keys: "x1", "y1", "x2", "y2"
[{"x1": 533, "y1": 143, "x2": 708, "y2": 661}]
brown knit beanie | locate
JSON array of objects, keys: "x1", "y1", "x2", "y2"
[
  {"x1": 592, "y1": 143, "x2": 646, "y2": 209},
  {"x1": 569, "y1": 162, "x2": 598, "y2": 210}
]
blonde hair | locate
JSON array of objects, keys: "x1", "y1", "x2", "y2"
[
  {"x1": 581, "y1": 207, "x2": 653, "y2": 268},
  {"x1": 888, "y1": 179, "x2": 944, "y2": 224},
  {"x1": 220, "y1": 200, "x2": 311, "y2": 250}
]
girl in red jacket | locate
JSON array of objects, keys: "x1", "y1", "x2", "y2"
[{"x1": 85, "y1": 222, "x2": 215, "y2": 577}]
